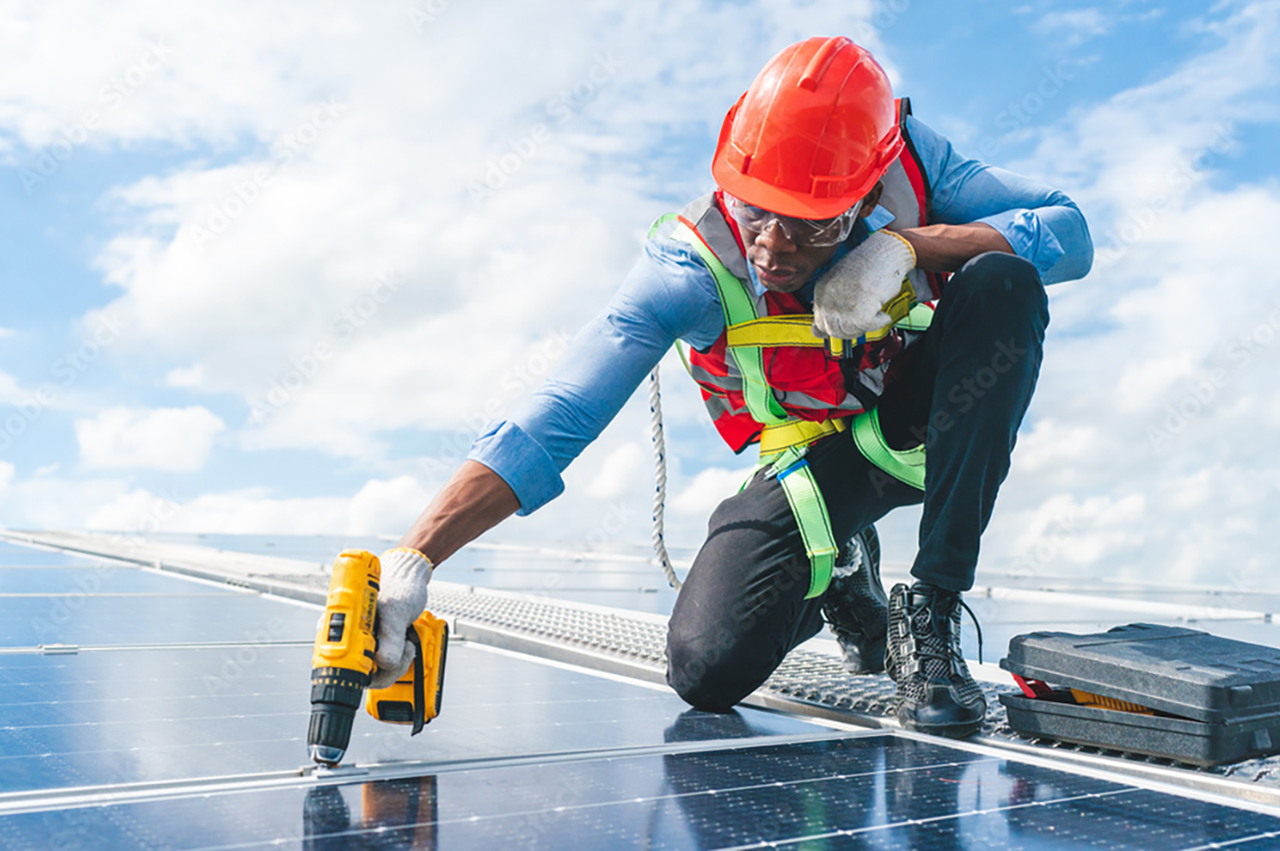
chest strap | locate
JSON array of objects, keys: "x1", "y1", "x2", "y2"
[
  {"x1": 759, "y1": 417, "x2": 847, "y2": 455},
  {"x1": 652, "y1": 213, "x2": 788, "y2": 425}
]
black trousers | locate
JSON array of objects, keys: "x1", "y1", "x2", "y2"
[{"x1": 667, "y1": 252, "x2": 1049, "y2": 711}]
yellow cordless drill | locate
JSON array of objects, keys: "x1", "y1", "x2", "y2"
[
  {"x1": 825, "y1": 278, "x2": 919, "y2": 359},
  {"x1": 307, "y1": 549, "x2": 448, "y2": 767}
]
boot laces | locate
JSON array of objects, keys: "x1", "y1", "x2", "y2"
[{"x1": 907, "y1": 586, "x2": 983, "y2": 673}]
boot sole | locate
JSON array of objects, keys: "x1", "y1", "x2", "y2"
[{"x1": 897, "y1": 711, "x2": 984, "y2": 739}]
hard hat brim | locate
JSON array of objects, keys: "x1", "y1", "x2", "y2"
[{"x1": 711, "y1": 106, "x2": 904, "y2": 220}]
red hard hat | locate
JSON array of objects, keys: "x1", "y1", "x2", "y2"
[{"x1": 712, "y1": 36, "x2": 904, "y2": 219}]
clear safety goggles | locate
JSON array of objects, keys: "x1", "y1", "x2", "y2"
[{"x1": 723, "y1": 193, "x2": 863, "y2": 248}]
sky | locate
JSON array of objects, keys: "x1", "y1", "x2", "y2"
[{"x1": 1, "y1": 0, "x2": 1279, "y2": 591}]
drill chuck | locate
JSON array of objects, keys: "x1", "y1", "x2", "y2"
[{"x1": 307, "y1": 666, "x2": 370, "y2": 766}]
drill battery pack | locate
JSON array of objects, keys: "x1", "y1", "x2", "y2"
[
  {"x1": 999, "y1": 623, "x2": 1280, "y2": 766},
  {"x1": 365, "y1": 611, "x2": 448, "y2": 734}
]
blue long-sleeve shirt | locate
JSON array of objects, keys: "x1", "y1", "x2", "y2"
[{"x1": 469, "y1": 115, "x2": 1093, "y2": 515}]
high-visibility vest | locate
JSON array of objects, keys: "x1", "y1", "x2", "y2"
[{"x1": 649, "y1": 99, "x2": 940, "y2": 598}]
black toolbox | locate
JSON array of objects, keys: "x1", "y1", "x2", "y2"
[{"x1": 999, "y1": 623, "x2": 1280, "y2": 766}]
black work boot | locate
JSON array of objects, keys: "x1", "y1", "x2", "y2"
[
  {"x1": 885, "y1": 581, "x2": 986, "y2": 738},
  {"x1": 820, "y1": 526, "x2": 888, "y2": 675}
]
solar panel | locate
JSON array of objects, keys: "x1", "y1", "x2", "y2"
[
  {"x1": 0, "y1": 540, "x2": 826, "y2": 800},
  {"x1": 5, "y1": 735, "x2": 1280, "y2": 849},
  {"x1": 5, "y1": 535, "x2": 1280, "y2": 849},
  {"x1": 0, "y1": 566, "x2": 237, "y2": 595}
]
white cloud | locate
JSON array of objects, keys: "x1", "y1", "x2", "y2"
[
  {"x1": 84, "y1": 475, "x2": 432, "y2": 536},
  {"x1": 75, "y1": 405, "x2": 225, "y2": 471},
  {"x1": 347, "y1": 475, "x2": 433, "y2": 536},
  {"x1": 0, "y1": 464, "x2": 432, "y2": 536},
  {"x1": 0, "y1": 0, "x2": 887, "y2": 462},
  {"x1": 585, "y1": 442, "x2": 646, "y2": 499},
  {"x1": 0, "y1": 1, "x2": 897, "y2": 546},
  {"x1": 87, "y1": 487, "x2": 348, "y2": 535},
  {"x1": 9, "y1": 0, "x2": 1278, "y2": 592},
  {"x1": 1031, "y1": 8, "x2": 1113, "y2": 44},
  {"x1": 0, "y1": 370, "x2": 27, "y2": 405},
  {"x1": 673, "y1": 466, "x2": 754, "y2": 515},
  {"x1": 164, "y1": 364, "x2": 204, "y2": 388},
  {"x1": 977, "y1": 1, "x2": 1280, "y2": 587},
  {"x1": 0, "y1": 473, "x2": 136, "y2": 531}
]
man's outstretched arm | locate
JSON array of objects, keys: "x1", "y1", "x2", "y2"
[
  {"x1": 396, "y1": 237, "x2": 725, "y2": 568},
  {"x1": 395, "y1": 460, "x2": 519, "y2": 565},
  {"x1": 367, "y1": 240, "x2": 722, "y2": 684}
]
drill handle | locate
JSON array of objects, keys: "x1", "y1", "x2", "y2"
[{"x1": 406, "y1": 624, "x2": 426, "y2": 736}]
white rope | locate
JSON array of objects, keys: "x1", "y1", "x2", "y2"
[{"x1": 648, "y1": 365, "x2": 681, "y2": 590}]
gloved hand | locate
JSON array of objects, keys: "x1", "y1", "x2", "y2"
[
  {"x1": 813, "y1": 230, "x2": 917, "y2": 340},
  {"x1": 369, "y1": 547, "x2": 434, "y2": 689}
]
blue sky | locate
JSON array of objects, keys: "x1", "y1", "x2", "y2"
[{"x1": 2, "y1": 0, "x2": 1279, "y2": 589}]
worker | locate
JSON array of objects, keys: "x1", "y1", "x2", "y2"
[{"x1": 366, "y1": 36, "x2": 1092, "y2": 738}]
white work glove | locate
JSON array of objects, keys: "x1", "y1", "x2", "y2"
[
  {"x1": 369, "y1": 547, "x2": 434, "y2": 689},
  {"x1": 813, "y1": 230, "x2": 917, "y2": 340}
]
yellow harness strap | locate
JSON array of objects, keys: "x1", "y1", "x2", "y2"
[
  {"x1": 726, "y1": 316, "x2": 825, "y2": 349},
  {"x1": 759, "y1": 418, "x2": 848, "y2": 456},
  {"x1": 725, "y1": 314, "x2": 901, "y2": 350}
]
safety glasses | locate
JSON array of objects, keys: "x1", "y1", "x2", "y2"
[{"x1": 723, "y1": 193, "x2": 863, "y2": 248}]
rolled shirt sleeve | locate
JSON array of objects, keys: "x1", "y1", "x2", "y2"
[
  {"x1": 467, "y1": 420, "x2": 564, "y2": 516},
  {"x1": 906, "y1": 114, "x2": 1093, "y2": 284},
  {"x1": 466, "y1": 237, "x2": 724, "y2": 515}
]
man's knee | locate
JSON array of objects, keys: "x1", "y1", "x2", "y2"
[
  {"x1": 952, "y1": 252, "x2": 1046, "y2": 312},
  {"x1": 665, "y1": 630, "x2": 747, "y2": 712}
]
